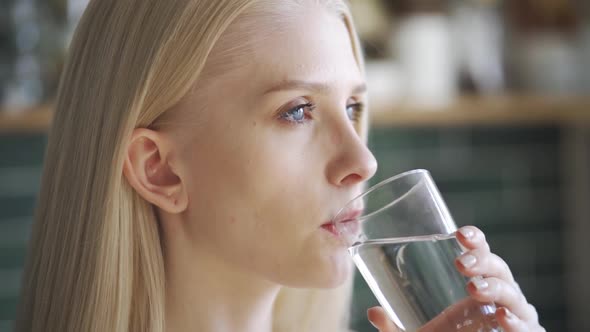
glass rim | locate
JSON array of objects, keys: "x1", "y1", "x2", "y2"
[{"x1": 333, "y1": 169, "x2": 431, "y2": 223}]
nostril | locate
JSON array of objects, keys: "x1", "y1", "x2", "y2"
[{"x1": 340, "y1": 173, "x2": 363, "y2": 186}]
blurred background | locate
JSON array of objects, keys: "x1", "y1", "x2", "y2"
[{"x1": 0, "y1": 0, "x2": 589, "y2": 331}]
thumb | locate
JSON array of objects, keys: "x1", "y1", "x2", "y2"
[{"x1": 367, "y1": 307, "x2": 401, "y2": 332}]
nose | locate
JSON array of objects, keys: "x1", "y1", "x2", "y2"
[{"x1": 325, "y1": 128, "x2": 378, "y2": 187}]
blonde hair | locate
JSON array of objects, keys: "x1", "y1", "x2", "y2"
[{"x1": 15, "y1": 0, "x2": 368, "y2": 331}]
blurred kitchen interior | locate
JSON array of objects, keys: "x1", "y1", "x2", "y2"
[{"x1": 0, "y1": 0, "x2": 589, "y2": 331}]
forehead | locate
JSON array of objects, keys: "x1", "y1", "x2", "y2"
[
  {"x1": 201, "y1": 6, "x2": 363, "y2": 93},
  {"x1": 259, "y1": 11, "x2": 360, "y2": 85}
]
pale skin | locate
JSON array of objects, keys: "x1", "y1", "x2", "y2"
[{"x1": 122, "y1": 4, "x2": 544, "y2": 332}]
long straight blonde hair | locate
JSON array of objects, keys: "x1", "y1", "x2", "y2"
[{"x1": 16, "y1": 0, "x2": 369, "y2": 331}]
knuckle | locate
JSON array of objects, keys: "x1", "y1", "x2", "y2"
[
  {"x1": 497, "y1": 255, "x2": 509, "y2": 270},
  {"x1": 514, "y1": 287, "x2": 526, "y2": 301},
  {"x1": 471, "y1": 248, "x2": 486, "y2": 258},
  {"x1": 487, "y1": 278, "x2": 503, "y2": 300},
  {"x1": 476, "y1": 228, "x2": 487, "y2": 242},
  {"x1": 493, "y1": 277, "x2": 506, "y2": 291},
  {"x1": 491, "y1": 277, "x2": 521, "y2": 304},
  {"x1": 527, "y1": 304, "x2": 539, "y2": 320},
  {"x1": 470, "y1": 225, "x2": 482, "y2": 234},
  {"x1": 480, "y1": 238, "x2": 491, "y2": 251},
  {"x1": 490, "y1": 253, "x2": 510, "y2": 272}
]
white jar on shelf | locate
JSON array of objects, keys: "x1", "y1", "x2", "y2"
[{"x1": 393, "y1": 14, "x2": 458, "y2": 109}]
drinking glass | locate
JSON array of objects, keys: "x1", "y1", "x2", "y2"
[{"x1": 333, "y1": 169, "x2": 501, "y2": 332}]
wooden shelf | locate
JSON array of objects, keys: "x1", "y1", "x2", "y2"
[
  {"x1": 0, "y1": 96, "x2": 589, "y2": 133},
  {"x1": 0, "y1": 104, "x2": 54, "y2": 134},
  {"x1": 370, "y1": 95, "x2": 590, "y2": 128}
]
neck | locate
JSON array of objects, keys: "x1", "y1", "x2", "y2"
[{"x1": 163, "y1": 236, "x2": 280, "y2": 332}]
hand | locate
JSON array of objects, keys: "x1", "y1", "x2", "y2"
[{"x1": 367, "y1": 226, "x2": 546, "y2": 332}]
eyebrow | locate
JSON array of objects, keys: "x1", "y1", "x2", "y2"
[{"x1": 263, "y1": 79, "x2": 367, "y2": 96}]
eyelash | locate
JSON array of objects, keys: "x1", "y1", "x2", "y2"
[
  {"x1": 279, "y1": 102, "x2": 316, "y2": 125},
  {"x1": 278, "y1": 101, "x2": 365, "y2": 125}
]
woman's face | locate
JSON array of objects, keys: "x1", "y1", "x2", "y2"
[{"x1": 167, "y1": 7, "x2": 377, "y2": 288}]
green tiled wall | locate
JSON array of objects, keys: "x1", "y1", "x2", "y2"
[
  {"x1": 0, "y1": 134, "x2": 46, "y2": 331},
  {"x1": 0, "y1": 128, "x2": 566, "y2": 331}
]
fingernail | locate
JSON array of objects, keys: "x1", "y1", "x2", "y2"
[
  {"x1": 459, "y1": 254, "x2": 477, "y2": 268},
  {"x1": 367, "y1": 309, "x2": 379, "y2": 329},
  {"x1": 459, "y1": 227, "x2": 475, "y2": 239},
  {"x1": 472, "y1": 278, "x2": 489, "y2": 290},
  {"x1": 368, "y1": 318, "x2": 378, "y2": 329}
]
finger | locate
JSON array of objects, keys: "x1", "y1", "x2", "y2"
[
  {"x1": 456, "y1": 226, "x2": 490, "y2": 252},
  {"x1": 455, "y1": 248, "x2": 515, "y2": 283},
  {"x1": 418, "y1": 297, "x2": 489, "y2": 332},
  {"x1": 466, "y1": 277, "x2": 536, "y2": 321},
  {"x1": 367, "y1": 307, "x2": 401, "y2": 332},
  {"x1": 496, "y1": 307, "x2": 540, "y2": 332}
]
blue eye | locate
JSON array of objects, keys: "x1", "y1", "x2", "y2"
[
  {"x1": 346, "y1": 102, "x2": 364, "y2": 122},
  {"x1": 280, "y1": 102, "x2": 314, "y2": 124}
]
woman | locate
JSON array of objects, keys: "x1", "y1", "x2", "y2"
[{"x1": 16, "y1": 0, "x2": 544, "y2": 331}]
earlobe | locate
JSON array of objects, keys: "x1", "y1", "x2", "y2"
[{"x1": 123, "y1": 129, "x2": 188, "y2": 214}]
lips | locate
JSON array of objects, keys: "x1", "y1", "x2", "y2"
[
  {"x1": 321, "y1": 209, "x2": 363, "y2": 237},
  {"x1": 320, "y1": 223, "x2": 339, "y2": 235}
]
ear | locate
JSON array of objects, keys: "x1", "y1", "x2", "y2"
[{"x1": 123, "y1": 128, "x2": 188, "y2": 214}]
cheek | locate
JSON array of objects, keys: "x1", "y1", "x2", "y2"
[{"x1": 180, "y1": 123, "x2": 348, "y2": 286}]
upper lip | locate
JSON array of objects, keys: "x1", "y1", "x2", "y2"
[{"x1": 324, "y1": 209, "x2": 363, "y2": 226}]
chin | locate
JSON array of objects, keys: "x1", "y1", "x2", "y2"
[
  {"x1": 318, "y1": 255, "x2": 353, "y2": 289},
  {"x1": 279, "y1": 250, "x2": 353, "y2": 289}
]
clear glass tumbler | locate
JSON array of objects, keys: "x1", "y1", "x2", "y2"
[{"x1": 333, "y1": 169, "x2": 502, "y2": 332}]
